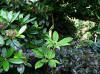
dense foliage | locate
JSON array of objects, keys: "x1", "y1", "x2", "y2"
[{"x1": 0, "y1": 0, "x2": 100, "y2": 74}]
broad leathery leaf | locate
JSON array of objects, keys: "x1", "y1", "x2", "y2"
[
  {"x1": 0, "y1": 35, "x2": 4, "y2": 46},
  {"x1": 11, "y1": 12, "x2": 20, "y2": 23},
  {"x1": 10, "y1": 39, "x2": 21, "y2": 50},
  {"x1": 3, "y1": 61, "x2": 9, "y2": 71},
  {"x1": 17, "y1": 64, "x2": 25, "y2": 74},
  {"x1": 2, "y1": 48, "x2": 7, "y2": 57},
  {"x1": 18, "y1": 25, "x2": 27, "y2": 35},
  {"x1": 49, "y1": 59, "x2": 60, "y2": 67},
  {"x1": 0, "y1": 16, "x2": 8, "y2": 23},
  {"x1": 9, "y1": 58, "x2": 24, "y2": 64},
  {"x1": 53, "y1": 31, "x2": 59, "y2": 42},
  {"x1": 57, "y1": 37, "x2": 73, "y2": 46},
  {"x1": 0, "y1": 10, "x2": 7, "y2": 20},
  {"x1": 45, "y1": 50, "x2": 55, "y2": 59},
  {"x1": 5, "y1": 47, "x2": 14, "y2": 58},
  {"x1": 35, "y1": 60, "x2": 44, "y2": 69},
  {"x1": 6, "y1": 39, "x2": 11, "y2": 45},
  {"x1": 7, "y1": 11, "x2": 13, "y2": 22}
]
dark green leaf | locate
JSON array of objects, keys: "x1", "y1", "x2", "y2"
[
  {"x1": 26, "y1": 63, "x2": 32, "y2": 67},
  {"x1": 3, "y1": 61, "x2": 9, "y2": 71},
  {"x1": 0, "y1": 62, "x2": 3, "y2": 67},
  {"x1": 9, "y1": 58, "x2": 24, "y2": 64},
  {"x1": 5, "y1": 47, "x2": 14, "y2": 58},
  {"x1": 0, "y1": 57, "x2": 3, "y2": 62},
  {"x1": 6, "y1": 39, "x2": 11, "y2": 45}
]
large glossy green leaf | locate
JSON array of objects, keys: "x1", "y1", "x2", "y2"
[
  {"x1": 0, "y1": 16, "x2": 8, "y2": 23},
  {"x1": 7, "y1": 11, "x2": 13, "y2": 22},
  {"x1": 0, "y1": 35, "x2": 4, "y2": 46},
  {"x1": 2, "y1": 48, "x2": 7, "y2": 57},
  {"x1": 9, "y1": 58, "x2": 24, "y2": 64},
  {"x1": 3, "y1": 61, "x2": 9, "y2": 71},
  {"x1": 0, "y1": 10, "x2": 7, "y2": 20},
  {"x1": 53, "y1": 31, "x2": 59, "y2": 42},
  {"x1": 5, "y1": 47, "x2": 14, "y2": 58},
  {"x1": 6, "y1": 39, "x2": 11, "y2": 46},
  {"x1": 10, "y1": 39, "x2": 21, "y2": 50},
  {"x1": 18, "y1": 25, "x2": 27, "y2": 35},
  {"x1": 11, "y1": 12, "x2": 20, "y2": 23}
]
